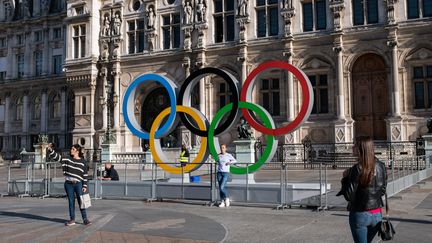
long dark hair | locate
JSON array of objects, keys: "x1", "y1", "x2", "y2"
[
  {"x1": 355, "y1": 136, "x2": 376, "y2": 187},
  {"x1": 72, "y1": 144, "x2": 84, "y2": 158}
]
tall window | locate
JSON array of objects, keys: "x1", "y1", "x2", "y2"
[
  {"x1": 214, "y1": 0, "x2": 235, "y2": 43},
  {"x1": 352, "y1": 0, "x2": 378, "y2": 25},
  {"x1": 303, "y1": 0, "x2": 326, "y2": 32},
  {"x1": 17, "y1": 34, "x2": 24, "y2": 45},
  {"x1": 0, "y1": 37, "x2": 6, "y2": 48},
  {"x1": 407, "y1": 0, "x2": 432, "y2": 19},
  {"x1": 50, "y1": 0, "x2": 64, "y2": 13},
  {"x1": 413, "y1": 65, "x2": 432, "y2": 109},
  {"x1": 53, "y1": 55, "x2": 62, "y2": 75},
  {"x1": 261, "y1": 78, "x2": 280, "y2": 116},
  {"x1": 15, "y1": 97, "x2": 23, "y2": 121},
  {"x1": 34, "y1": 51, "x2": 43, "y2": 76},
  {"x1": 218, "y1": 82, "x2": 232, "y2": 108},
  {"x1": 51, "y1": 94, "x2": 61, "y2": 118},
  {"x1": 0, "y1": 71, "x2": 6, "y2": 80},
  {"x1": 17, "y1": 54, "x2": 24, "y2": 78},
  {"x1": 35, "y1": 31, "x2": 43, "y2": 42},
  {"x1": 309, "y1": 74, "x2": 329, "y2": 114},
  {"x1": 53, "y1": 27, "x2": 62, "y2": 39},
  {"x1": 162, "y1": 13, "x2": 181, "y2": 49},
  {"x1": 128, "y1": 20, "x2": 145, "y2": 54},
  {"x1": 256, "y1": 0, "x2": 279, "y2": 37},
  {"x1": 73, "y1": 25, "x2": 86, "y2": 58}
]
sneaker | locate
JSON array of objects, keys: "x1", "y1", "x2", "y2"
[
  {"x1": 225, "y1": 198, "x2": 230, "y2": 207},
  {"x1": 65, "y1": 220, "x2": 76, "y2": 226},
  {"x1": 218, "y1": 201, "x2": 225, "y2": 207},
  {"x1": 83, "y1": 219, "x2": 92, "y2": 226}
]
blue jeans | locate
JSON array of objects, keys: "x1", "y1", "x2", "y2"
[
  {"x1": 217, "y1": 172, "x2": 229, "y2": 200},
  {"x1": 64, "y1": 181, "x2": 88, "y2": 221},
  {"x1": 349, "y1": 211, "x2": 382, "y2": 243}
]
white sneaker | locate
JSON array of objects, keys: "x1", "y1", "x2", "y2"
[
  {"x1": 225, "y1": 198, "x2": 230, "y2": 207},
  {"x1": 218, "y1": 201, "x2": 225, "y2": 207}
]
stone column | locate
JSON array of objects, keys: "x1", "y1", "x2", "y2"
[
  {"x1": 6, "y1": 35, "x2": 13, "y2": 79},
  {"x1": 101, "y1": 70, "x2": 108, "y2": 130},
  {"x1": 334, "y1": 46, "x2": 345, "y2": 120},
  {"x1": 388, "y1": 40, "x2": 401, "y2": 117},
  {"x1": 4, "y1": 92, "x2": 11, "y2": 151},
  {"x1": 4, "y1": 92, "x2": 11, "y2": 134},
  {"x1": 40, "y1": 89, "x2": 47, "y2": 133},
  {"x1": 284, "y1": 49, "x2": 294, "y2": 122},
  {"x1": 22, "y1": 91, "x2": 29, "y2": 133},
  {"x1": 113, "y1": 70, "x2": 120, "y2": 130},
  {"x1": 42, "y1": 29, "x2": 49, "y2": 75},
  {"x1": 90, "y1": 84, "x2": 96, "y2": 148},
  {"x1": 23, "y1": 32, "x2": 31, "y2": 78},
  {"x1": 60, "y1": 87, "x2": 67, "y2": 148}
]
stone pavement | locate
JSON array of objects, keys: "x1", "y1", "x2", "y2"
[{"x1": 0, "y1": 178, "x2": 432, "y2": 243}]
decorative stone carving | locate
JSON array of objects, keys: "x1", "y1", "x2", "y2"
[
  {"x1": 146, "y1": 31, "x2": 157, "y2": 52},
  {"x1": 4, "y1": 1, "x2": 13, "y2": 21},
  {"x1": 195, "y1": 23, "x2": 208, "y2": 49},
  {"x1": 113, "y1": 13, "x2": 122, "y2": 36},
  {"x1": 147, "y1": 6, "x2": 156, "y2": 29},
  {"x1": 236, "y1": 17, "x2": 250, "y2": 43},
  {"x1": 281, "y1": 5, "x2": 295, "y2": 37},
  {"x1": 237, "y1": 0, "x2": 248, "y2": 17},
  {"x1": 183, "y1": 25, "x2": 193, "y2": 50},
  {"x1": 329, "y1": 0, "x2": 345, "y2": 32},
  {"x1": 385, "y1": 0, "x2": 398, "y2": 25},
  {"x1": 195, "y1": 0, "x2": 206, "y2": 23},
  {"x1": 24, "y1": 0, "x2": 32, "y2": 18},
  {"x1": 41, "y1": 0, "x2": 50, "y2": 16},
  {"x1": 102, "y1": 15, "x2": 111, "y2": 36},
  {"x1": 183, "y1": 0, "x2": 193, "y2": 25},
  {"x1": 101, "y1": 44, "x2": 109, "y2": 60}
]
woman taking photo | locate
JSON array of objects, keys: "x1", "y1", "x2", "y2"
[
  {"x1": 48, "y1": 143, "x2": 92, "y2": 226},
  {"x1": 339, "y1": 136, "x2": 387, "y2": 243}
]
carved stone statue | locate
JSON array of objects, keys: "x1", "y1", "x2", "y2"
[
  {"x1": 238, "y1": 117, "x2": 252, "y2": 139},
  {"x1": 42, "y1": 0, "x2": 50, "y2": 15},
  {"x1": 101, "y1": 44, "x2": 108, "y2": 60},
  {"x1": 195, "y1": 0, "x2": 206, "y2": 23},
  {"x1": 238, "y1": 0, "x2": 248, "y2": 16},
  {"x1": 183, "y1": 1, "x2": 193, "y2": 25},
  {"x1": 23, "y1": 0, "x2": 31, "y2": 18},
  {"x1": 4, "y1": 1, "x2": 13, "y2": 21},
  {"x1": 113, "y1": 13, "x2": 121, "y2": 35},
  {"x1": 103, "y1": 15, "x2": 110, "y2": 36},
  {"x1": 147, "y1": 6, "x2": 156, "y2": 29}
]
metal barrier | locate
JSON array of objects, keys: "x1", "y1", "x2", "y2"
[{"x1": 4, "y1": 153, "x2": 432, "y2": 211}]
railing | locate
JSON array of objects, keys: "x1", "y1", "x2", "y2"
[{"x1": 5, "y1": 152, "x2": 431, "y2": 210}]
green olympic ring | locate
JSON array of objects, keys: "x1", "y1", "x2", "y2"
[{"x1": 208, "y1": 101, "x2": 278, "y2": 174}]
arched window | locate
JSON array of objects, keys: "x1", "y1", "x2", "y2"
[
  {"x1": 33, "y1": 96, "x2": 41, "y2": 120},
  {"x1": 50, "y1": 93, "x2": 61, "y2": 118}
]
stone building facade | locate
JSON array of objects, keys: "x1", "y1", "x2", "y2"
[
  {"x1": 0, "y1": 0, "x2": 72, "y2": 156},
  {"x1": 1, "y1": 0, "x2": 432, "y2": 154}
]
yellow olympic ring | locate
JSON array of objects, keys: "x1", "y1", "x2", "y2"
[{"x1": 149, "y1": 105, "x2": 208, "y2": 174}]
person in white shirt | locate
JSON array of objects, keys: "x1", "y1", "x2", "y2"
[{"x1": 217, "y1": 144, "x2": 237, "y2": 207}]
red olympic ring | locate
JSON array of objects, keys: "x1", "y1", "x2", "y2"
[{"x1": 240, "y1": 61, "x2": 314, "y2": 136}]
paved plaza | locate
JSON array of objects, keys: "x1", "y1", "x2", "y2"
[{"x1": 0, "y1": 176, "x2": 431, "y2": 243}]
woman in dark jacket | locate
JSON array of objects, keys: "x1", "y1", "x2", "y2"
[{"x1": 341, "y1": 136, "x2": 387, "y2": 243}]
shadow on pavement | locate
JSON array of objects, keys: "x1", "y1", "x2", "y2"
[{"x1": 0, "y1": 211, "x2": 65, "y2": 224}]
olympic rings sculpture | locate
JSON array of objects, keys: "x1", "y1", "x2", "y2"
[{"x1": 123, "y1": 61, "x2": 314, "y2": 174}]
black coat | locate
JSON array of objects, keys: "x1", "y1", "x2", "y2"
[{"x1": 338, "y1": 160, "x2": 387, "y2": 211}]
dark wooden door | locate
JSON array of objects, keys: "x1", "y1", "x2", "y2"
[{"x1": 352, "y1": 54, "x2": 388, "y2": 140}]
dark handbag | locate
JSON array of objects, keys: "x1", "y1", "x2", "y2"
[{"x1": 379, "y1": 192, "x2": 395, "y2": 241}]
